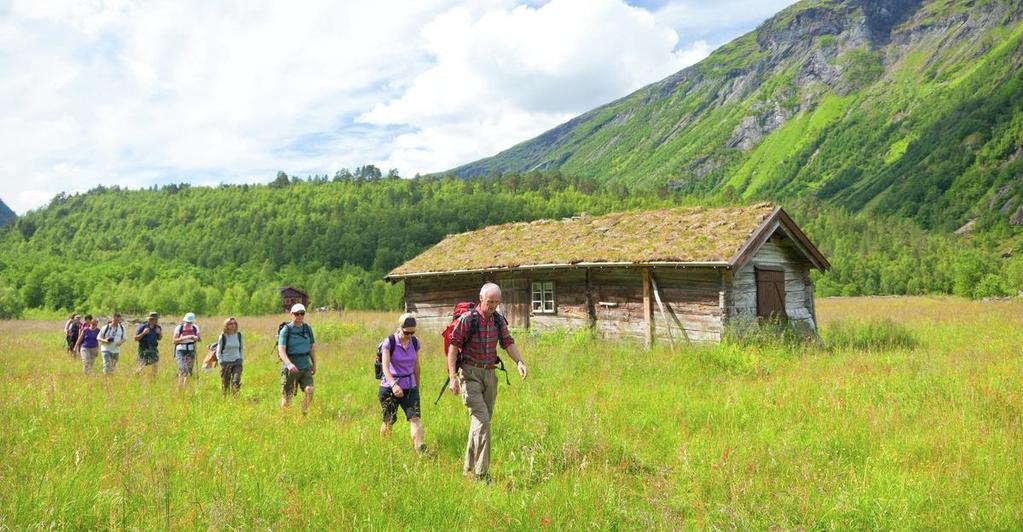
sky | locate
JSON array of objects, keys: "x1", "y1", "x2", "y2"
[{"x1": 0, "y1": 0, "x2": 797, "y2": 214}]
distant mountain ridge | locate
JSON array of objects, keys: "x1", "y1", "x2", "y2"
[
  {"x1": 451, "y1": 0, "x2": 1023, "y2": 232},
  {"x1": 0, "y1": 198, "x2": 14, "y2": 227}
]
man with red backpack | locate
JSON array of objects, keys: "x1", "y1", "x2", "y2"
[{"x1": 446, "y1": 282, "x2": 528, "y2": 481}]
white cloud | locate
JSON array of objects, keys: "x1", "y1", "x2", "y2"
[
  {"x1": 0, "y1": 0, "x2": 786, "y2": 214},
  {"x1": 360, "y1": 0, "x2": 710, "y2": 174}
]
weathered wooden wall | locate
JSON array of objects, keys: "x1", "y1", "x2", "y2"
[
  {"x1": 402, "y1": 266, "x2": 726, "y2": 343},
  {"x1": 728, "y1": 229, "x2": 818, "y2": 331}
]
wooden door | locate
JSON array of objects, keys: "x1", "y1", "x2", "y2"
[
  {"x1": 499, "y1": 279, "x2": 529, "y2": 329},
  {"x1": 755, "y1": 268, "x2": 786, "y2": 320}
]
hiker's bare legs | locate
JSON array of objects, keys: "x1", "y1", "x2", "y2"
[
  {"x1": 301, "y1": 386, "x2": 314, "y2": 415},
  {"x1": 380, "y1": 421, "x2": 393, "y2": 436},
  {"x1": 177, "y1": 375, "x2": 189, "y2": 390},
  {"x1": 281, "y1": 390, "x2": 292, "y2": 408},
  {"x1": 410, "y1": 417, "x2": 425, "y2": 451}
]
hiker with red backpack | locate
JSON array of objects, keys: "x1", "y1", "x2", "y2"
[
  {"x1": 377, "y1": 313, "x2": 427, "y2": 453},
  {"x1": 445, "y1": 282, "x2": 528, "y2": 481}
]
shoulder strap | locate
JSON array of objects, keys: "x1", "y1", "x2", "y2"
[
  {"x1": 387, "y1": 334, "x2": 397, "y2": 354},
  {"x1": 174, "y1": 324, "x2": 182, "y2": 337},
  {"x1": 238, "y1": 331, "x2": 243, "y2": 351},
  {"x1": 219, "y1": 333, "x2": 226, "y2": 353},
  {"x1": 412, "y1": 336, "x2": 420, "y2": 351}
]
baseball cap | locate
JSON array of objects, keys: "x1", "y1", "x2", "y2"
[
  {"x1": 148, "y1": 312, "x2": 159, "y2": 319},
  {"x1": 291, "y1": 303, "x2": 306, "y2": 313},
  {"x1": 183, "y1": 312, "x2": 196, "y2": 323}
]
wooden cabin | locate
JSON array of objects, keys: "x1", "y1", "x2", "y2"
[
  {"x1": 279, "y1": 286, "x2": 309, "y2": 313},
  {"x1": 385, "y1": 204, "x2": 830, "y2": 345}
]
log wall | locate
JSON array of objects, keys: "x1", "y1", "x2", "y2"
[
  {"x1": 402, "y1": 266, "x2": 725, "y2": 343},
  {"x1": 728, "y1": 230, "x2": 818, "y2": 332}
]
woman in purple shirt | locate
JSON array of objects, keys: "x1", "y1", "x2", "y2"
[
  {"x1": 74, "y1": 315, "x2": 101, "y2": 375},
  {"x1": 379, "y1": 313, "x2": 426, "y2": 453}
]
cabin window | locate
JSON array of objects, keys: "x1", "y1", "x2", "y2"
[
  {"x1": 531, "y1": 281, "x2": 556, "y2": 314},
  {"x1": 755, "y1": 268, "x2": 786, "y2": 320}
]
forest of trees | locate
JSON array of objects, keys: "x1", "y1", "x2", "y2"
[{"x1": 0, "y1": 169, "x2": 1019, "y2": 319}]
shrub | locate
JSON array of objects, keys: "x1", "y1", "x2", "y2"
[{"x1": 0, "y1": 282, "x2": 23, "y2": 319}]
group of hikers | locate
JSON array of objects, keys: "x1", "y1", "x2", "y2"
[
  {"x1": 63, "y1": 311, "x2": 239, "y2": 392},
  {"x1": 60, "y1": 282, "x2": 528, "y2": 481}
]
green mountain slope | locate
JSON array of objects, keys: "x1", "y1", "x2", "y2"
[
  {"x1": 0, "y1": 198, "x2": 14, "y2": 227},
  {"x1": 451, "y1": 0, "x2": 1023, "y2": 232}
]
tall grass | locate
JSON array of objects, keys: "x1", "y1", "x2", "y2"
[{"x1": 1, "y1": 298, "x2": 1021, "y2": 528}]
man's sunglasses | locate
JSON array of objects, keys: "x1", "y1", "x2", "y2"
[{"x1": 293, "y1": 311, "x2": 305, "y2": 316}]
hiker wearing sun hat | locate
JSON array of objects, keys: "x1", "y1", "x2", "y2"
[
  {"x1": 173, "y1": 312, "x2": 202, "y2": 389},
  {"x1": 134, "y1": 312, "x2": 163, "y2": 378},
  {"x1": 278, "y1": 303, "x2": 317, "y2": 415}
]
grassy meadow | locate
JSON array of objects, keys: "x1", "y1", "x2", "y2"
[{"x1": 1, "y1": 297, "x2": 1021, "y2": 529}]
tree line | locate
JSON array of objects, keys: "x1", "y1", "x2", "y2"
[{"x1": 0, "y1": 171, "x2": 1020, "y2": 319}]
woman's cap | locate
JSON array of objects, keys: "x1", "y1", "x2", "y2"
[{"x1": 183, "y1": 312, "x2": 196, "y2": 323}]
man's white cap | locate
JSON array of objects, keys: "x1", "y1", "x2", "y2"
[{"x1": 291, "y1": 303, "x2": 306, "y2": 313}]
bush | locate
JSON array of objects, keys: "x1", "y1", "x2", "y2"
[
  {"x1": 0, "y1": 282, "x2": 23, "y2": 319},
  {"x1": 823, "y1": 319, "x2": 916, "y2": 351}
]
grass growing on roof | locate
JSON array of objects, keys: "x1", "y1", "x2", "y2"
[{"x1": 389, "y1": 203, "x2": 778, "y2": 276}]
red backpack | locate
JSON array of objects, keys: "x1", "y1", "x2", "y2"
[
  {"x1": 441, "y1": 302, "x2": 478, "y2": 356},
  {"x1": 435, "y1": 301, "x2": 509, "y2": 404}
]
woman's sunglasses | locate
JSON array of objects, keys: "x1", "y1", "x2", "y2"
[{"x1": 402, "y1": 329, "x2": 416, "y2": 336}]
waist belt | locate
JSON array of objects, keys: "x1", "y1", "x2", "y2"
[
  {"x1": 461, "y1": 359, "x2": 498, "y2": 370},
  {"x1": 289, "y1": 352, "x2": 310, "y2": 358},
  {"x1": 177, "y1": 343, "x2": 196, "y2": 351}
]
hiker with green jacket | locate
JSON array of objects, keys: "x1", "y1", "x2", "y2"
[{"x1": 278, "y1": 304, "x2": 316, "y2": 415}]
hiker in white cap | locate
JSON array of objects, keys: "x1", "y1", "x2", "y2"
[
  {"x1": 173, "y1": 312, "x2": 202, "y2": 389},
  {"x1": 278, "y1": 303, "x2": 317, "y2": 415}
]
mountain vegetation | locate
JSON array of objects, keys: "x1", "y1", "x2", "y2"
[
  {"x1": 3, "y1": 0, "x2": 1023, "y2": 318},
  {"x1": 0, "y1": 172, "x2": 1020, "y2": 319},
  {"x1": 452, "y1": 0, "x2": 1023, "y2": 236}
]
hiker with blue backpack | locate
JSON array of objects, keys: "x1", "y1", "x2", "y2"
[
  {"x1": 214, "y1": 317, "x2": 244, "y2": 395},
  {"x1": 134, "y1": 312, "x2": 163, "y2": 378},
  {"x1": 377, "y1": 313, "x2": 426, "y2": 454},
  {"x1": 446, "y1": 282, "x2": 528, "y2": 481},
  {"x1": 278, "y1": 303, "x2": 317, "y2": 415}
]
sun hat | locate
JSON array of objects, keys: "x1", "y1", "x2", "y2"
[{"x1": 148, "y1": 312, "x2": 159, "y2": 319}]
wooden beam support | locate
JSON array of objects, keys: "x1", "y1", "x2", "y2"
[
  {"x1": 643, "y1": 269, "x2": 653, "y2": 349},
  {"x1": 585, "y1": 268, "x2": 597, "y2": 330}
]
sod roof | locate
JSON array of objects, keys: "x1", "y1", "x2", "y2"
[{"x1": 387, "y1": 203, "x2": 827, "y2": 279}]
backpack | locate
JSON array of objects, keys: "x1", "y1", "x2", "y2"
[
  {"x1": 205, "y1": 332, "x2": 243, "y2": 369},
  {"x1": 99, "y1": 323, "x2": 125, "y2": 343},
  {"x1": 434, "y1": 302, "x2": 512, "y2": 405},
  {"x1": 174, "y1": 324, "x2": 201, "y2": 351},
  {"x1": 276, "y1": 322, "x2": 310, "y2": 354},
  {"x1": 374, "y1": 334, "x2": 420, "y2": 380}
]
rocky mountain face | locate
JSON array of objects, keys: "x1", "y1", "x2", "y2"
[
  {"x1": 451, "y1": 0, "x2": 1023, "y2": 232},
  {"x1": 0, "y1": 199, "x2": 14, "y2": 227}
]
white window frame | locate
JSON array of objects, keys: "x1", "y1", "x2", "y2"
[{"x1": 531, "y1": 281, "x2": 556, "y2": 314}]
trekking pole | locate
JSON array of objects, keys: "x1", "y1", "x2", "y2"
[{"x1": 433, "y1": 376, "x2": 449, "y2": 405}]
